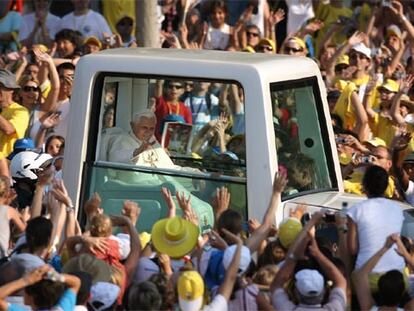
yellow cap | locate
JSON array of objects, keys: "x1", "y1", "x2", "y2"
[
  {"x1": 365, "y1": 137, "x2": 387, "y2": 147},
  {"x1": 378, "y1": 79, "x2": 399, "y2": 93},
  {"x1": 139, "y1": 232, "x2": 151, "y2": 250},
  {"x1": 83, "y1": 36, "x2": 102, "y2": 49},
  {"x1": 257, "y1": 38, "x2": 276, "y2": 53},
  {"x1": 287, "y1": 37, "x2": 306, "y2": 50},
  {"x1": 335, "y1": 55, "x2": 349, "y2": 66},
  {"x1": 178, "y1": 271, "x2": 204, "y2": 311},
  {"x1": 278, "y1": 218, "x2": 302, "y2": 249}
]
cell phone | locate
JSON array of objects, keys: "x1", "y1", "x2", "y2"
[
  {"x1": 335, "y1": 137, "x2": 347, "y2": 144},
  {"x1": 361, "y1": 156, "x2": 372, "y2": 164}
]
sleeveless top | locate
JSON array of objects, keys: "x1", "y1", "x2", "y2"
[{"x1": 204, "y1": 24, "x2": 231, "y2": 50}]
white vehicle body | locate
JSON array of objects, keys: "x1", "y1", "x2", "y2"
[{"x1": 63, "y1": 48, "x2": 414, "y2": 235}]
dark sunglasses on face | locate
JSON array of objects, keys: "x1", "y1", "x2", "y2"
[
  {"x1": 349, "y1": 53, "x2": 368, "y2": 60},
  {"x1": 285, "y1": 46, "x2": 303, "y2": 53},
  {"x1": 259, "y1": 45, "x2": 273, "y2": 52},
  {"x1": 118, "y1": 21, "x2": 133, "y2": 27},
  {"x1": 168, "y1": 84, "x2": 183, "y2": 89},
  {"x1": 22, "y1": 86, "x2": 39, "y2": 92},
  {"x1": 246, "y1": 31, "x2": 259, "y2": 37}
]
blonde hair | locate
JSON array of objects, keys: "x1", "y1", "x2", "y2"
[{"x1": 90, "y1": 214, "x2": 112, "y2": 237}]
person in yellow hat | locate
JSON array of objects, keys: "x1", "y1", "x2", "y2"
[
  {"x1": 83, "y1": 36, "x2": 102, "y2": 54},
  {"x1": 256, "y1": 38, "x2": 276, "y2": 54},
  {"x1": 177, "y1": 228, "x2": 242, "y2": 311},
  {"x1": 151, "y1": 216, "x2": 200, "y2": 259},
  {"x1": 282, "y1": 37, "x2": 307, "y2": 57},
  {"x1": 364, "y1": 79, "x2": 400, "y2": 147}
]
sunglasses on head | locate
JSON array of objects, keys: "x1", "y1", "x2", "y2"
[
  {"x1": 285, "y1": 46, "x2": 303, "y2": 53},
  {"x1": 168, "y1": 84, "x2": 183, "y2": 89},
  {"x1": 246, "y1": 31, "x2": 259, "y2": 37},
  {"x1": 22, "y1": 86, "x2": 39, "y2": 92}
]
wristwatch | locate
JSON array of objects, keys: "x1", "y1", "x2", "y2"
[{"x1": 66, "y1": 205, "x2": 75, "y2": 213}]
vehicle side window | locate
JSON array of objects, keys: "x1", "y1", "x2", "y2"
[{"x1": 271, "y1": 78, "x2": 335, "y2": 197}]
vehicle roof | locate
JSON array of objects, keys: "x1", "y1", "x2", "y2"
[{"x1": 81, "y1": 48, "x2": 320, "y2": 81}]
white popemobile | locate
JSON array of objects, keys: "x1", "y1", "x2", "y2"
[{"x1": 63, "y1": 48, "x2": 414, "y2": 236}]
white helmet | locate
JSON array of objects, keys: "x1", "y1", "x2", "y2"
[{"x1": 10, "y1": 151, "x2": 53, "y2": 181}]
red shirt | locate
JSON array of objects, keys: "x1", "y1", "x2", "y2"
[{"x1": 155, "y1": 96, "x2": 192, "y2": 139}]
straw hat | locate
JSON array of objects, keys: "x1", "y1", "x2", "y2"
[{"x1": 151, "y1": 217, "x2": 199, "y2": 258}]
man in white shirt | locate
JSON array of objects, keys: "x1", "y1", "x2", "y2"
[
  {"x1": 347, "y1": 165, "x2": 404, "y2": 273},
  {"x1": 60, "y1": 0, "x2": 111, "y2": 40},
  {"x1": 19, "y1": 0, "x2": 61, "y2": 47},
  {"x1": 108, "y1": 110, "x2": 175, "y2": 169}
]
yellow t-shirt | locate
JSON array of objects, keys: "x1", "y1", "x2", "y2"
[
  {"x1": 333, "y1": 82, "x2": 357, "y2": 130},
  {"x1": 0, "y1": 102, "x2": 29, "y2": 159},
  {"x1": 344, "y1": 171, "x2": 395, "y2": 198}
]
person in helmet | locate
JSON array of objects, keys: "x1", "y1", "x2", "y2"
[{"x1": 10, "y1": 151, "x2": 53, "y2": 210}]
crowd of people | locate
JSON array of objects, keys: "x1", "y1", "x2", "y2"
[{"x1": 1, "y1": 0, "x2": 414, "y2": 310}]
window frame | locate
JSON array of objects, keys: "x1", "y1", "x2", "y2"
[{"x1": 270, "y1": 77, "x2": 339, "y2": 201}]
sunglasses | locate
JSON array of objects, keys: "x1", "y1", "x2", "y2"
[
  {"x1": 259, "y1": 45, "x2": 273, "y2": 52},
  {"x1": 22, "y1": 86, "x2": 39, "y2": 92},
  {"x1": 246, "y1": 31, "x2": 259, "y2": 37},
  {"x1": 379, "y1": 88, "x2": 393, "y2": 95},
  {"x1": 285, "y1": 46, "x2": 303, "y2": 53},
  {"x1": 168, "y1": 84, "x2": 183, "y2": 89},
  {"x1": 349, "y1": 53, "x2": 368, "y2": 60}
]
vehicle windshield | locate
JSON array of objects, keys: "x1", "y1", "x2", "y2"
[
  {"x1": 81, "y1": 75, "x2": 248, "y2": 229},
  {"x1": 270, "y1": 78, "x2": 337, "y2": 198}
]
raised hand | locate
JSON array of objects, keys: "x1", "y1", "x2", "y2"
[
  {"x1": 273, "y1": 171, "x2": 288, "y2": 193},
  {"x1": 41, "y1": 112, "x2": 60, "y2": 129},
  {"x1": 212, "y1": 186, "x2": 231, "y2": 216},
  {"x1": 182, "y1": 207, "x2": 199, "y2": 226},
  {"x1": 269, "y1": 9, "x2": 285, "y2": 27},
  {"x1": 399, "y1": 74, "x2": 414, "y2": 94},
  {"x1": 122, "y1": 200, "x2": 141, "y2": 224},
  {"x1": 24, "y1": 264, "x2": 51, "y2": 285},
  {"x1": 391, "y1": 132, "x2": 412, "y2": 151},
  {"x1": 161, "y1": 187, "x2": 176, "y2": 217},
  {"x1": 84, "y1": 192, "x2": 103, "y2": 218},
  {"x1": 51, "y1": 179, "x2": 72, "y2": 207},
  {"x1": 32, "y1": 47, "x2": 53, "y2": 64},
  {"x1": 176, "y1": 191, "x2": 191, "y2": 214},
  {"x1": 348, "y1": 31, "x2": 366, "y2": 46},
  {"x1": 221, "y1": 228, "x2": 243, "y2": 245},
  {"x1": 304, "y1": 19, "x2": 324, "y2": 34},
  {"x1": 208, "y1": 230, "x2": 228, "y2": 250},
  {"x1": 83, "y1": 236, "x2": 109, "y2": 254}
]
